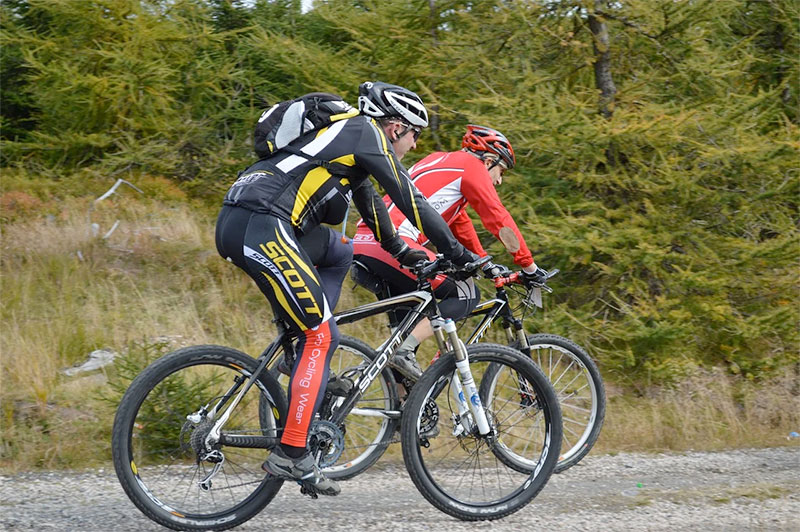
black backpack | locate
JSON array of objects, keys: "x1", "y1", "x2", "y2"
[{"x1": 253, "y1": 92, "x2": 359, "y2": 159}]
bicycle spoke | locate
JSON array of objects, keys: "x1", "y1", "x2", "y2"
[
  {"x1": 113, "y1": 346, "x2": 285, "y2": 528},
  {"x1": 524, "y1": 336, "x2": 605, "y2": 473},
  {"x1": 403, "y1": 346, "x2": 561, "y2": 520},
  {"x1": 559, "y1": 397, "x2": 592, "y2": 414},
  {"x1": 550, "y1": 359, "x2": 578, "y2": 388}
]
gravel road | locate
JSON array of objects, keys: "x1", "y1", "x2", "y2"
[{"x1": 1, "y1": 447, "x2": 798, "y2": 531}]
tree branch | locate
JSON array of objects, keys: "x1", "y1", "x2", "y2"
[{"x1": 596, "y1": 9, "x2": 660, "y2": 40}]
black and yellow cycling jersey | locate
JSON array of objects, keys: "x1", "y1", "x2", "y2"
[{"x1": 223, "y1": 114, "x2": 471, "y2": 263}]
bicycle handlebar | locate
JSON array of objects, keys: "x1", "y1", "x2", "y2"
[
  {"x1": 407, "y1": 255, "x2": 559, "y2": 297},
  {"x1": 411, "y1": 254, "x2": 493, "y2": 282},
  {"x1": 493, "y1": 268, "x2": 560, "y2": 292}
]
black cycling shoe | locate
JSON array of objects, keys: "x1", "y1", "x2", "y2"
[
  {"x1": 276, "y1": 353, "x2": 294, "y2": 376},
  {"x1": 262, "y1": 447, "x2": 340, "y2": 496}
]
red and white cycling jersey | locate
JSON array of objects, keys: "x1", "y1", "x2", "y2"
[{"x1": 355, "y1": 150, "x2": 534, "y2": 268}]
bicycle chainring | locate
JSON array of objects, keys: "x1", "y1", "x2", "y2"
[{"x1": 308, "y1": 419, "x2": 345, "y2": 468}]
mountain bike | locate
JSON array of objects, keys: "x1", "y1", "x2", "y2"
[
  {"x1": 332, "y1": 262, "x2": 605, "y2": 477},
  {"x1": 459, "y1": 269, "x2": 605, "y2": 472},
  {"x1": 111, "y1": 256, "x2": 563, "y2": 530}
]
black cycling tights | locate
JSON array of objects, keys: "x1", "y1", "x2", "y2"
[
  {"x1": 298, "y1": 225, "x2": 352, "y2": 310},
  {"x1": 216, "y1": 206, "x2": 354, "y2": 449}
]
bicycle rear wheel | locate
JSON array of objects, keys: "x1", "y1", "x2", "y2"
[
  {"x1": 516, "y1": 334, "x2": 605, "y2": 472},
  {"x1": 400, "y1": 343, "x2": 562, "y2": 521},
  {"x1": 112, "y1": 345, "x2": 287, "y2": 531}
]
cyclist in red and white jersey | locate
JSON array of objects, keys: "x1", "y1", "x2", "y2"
[{"x1": 352, "y1": 124, "x2": 548, "y2": 380}]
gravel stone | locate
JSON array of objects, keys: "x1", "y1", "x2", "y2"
[{"x1": 1, "y1": 447, "x2": 797, "y2": 531}]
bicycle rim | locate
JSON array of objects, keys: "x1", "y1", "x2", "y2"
[
  {"x1": 401, "y1": 344, "x2": 561, "y2": 520},
  {"x1": 524, "y1": 334, "x2": 605, "y2": 472},
  {"x1": 113, "y1": 346, "x2": 286, "y2": 530}
]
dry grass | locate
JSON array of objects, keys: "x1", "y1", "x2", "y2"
[
  {"x1": 1, "y1": 197, "x2": 798, "y2": 471},
  {"x1": 595, "y1": 366, "x2": 800, "y2": 454}
]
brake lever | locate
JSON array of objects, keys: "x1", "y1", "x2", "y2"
[
  {"x1": 462, "y1": 255, "x2": 493, "y2": 275},
  {"x1": 456, "y1": 255, "x2": 492, "y2": 281},
  {"x1": 523, "y1": 268, "x2": 557, "y2": 307},
  {"x1": 413, "y1": 255, "x2": 446, "y2": 280}
]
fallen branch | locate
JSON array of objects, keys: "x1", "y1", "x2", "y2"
[{"x1": 87, "y1": 178, "x2": 143, "y2": 239}]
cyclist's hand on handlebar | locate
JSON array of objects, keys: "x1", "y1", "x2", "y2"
[
  {"x1": 448, "y1": 247, "x2": 480, "y2": 267},
  {"x1": 394, "y1": 243, "x2": 428, "y2": 267},
  {"x1": 452, "y1": 255, "x2": 492, "y2": 280},
  {"x1": 521, "y1": 265, "x2": 549, "y2": 287},
  {"x1": 481, "y1": 261, "x2": 512, "y2": 279},
  {"x1": 382, "y1": 236, "x2": 426, "y2": 267}
]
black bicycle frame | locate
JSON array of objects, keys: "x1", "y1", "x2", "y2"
[
  {"x1": 328, "y1": 288, "x2": 436, "y2": 426},
  {"x1": 462, "y1": 283, "x2": 531, "y2": 357},
  {"x1": 217, "y1": 287, "x2": 439, "y2": 449}
]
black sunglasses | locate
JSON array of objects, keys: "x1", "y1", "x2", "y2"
[
  {"x1": 487, "y1": 157, "x2": 509, "y2": 175},
  {"x1": 399, "y1": 124, "x2": 422, "y2": 142}
]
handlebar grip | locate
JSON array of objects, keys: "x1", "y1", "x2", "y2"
[{"x1": 452, "y1": 255, "x2": 492, "y2": 281}]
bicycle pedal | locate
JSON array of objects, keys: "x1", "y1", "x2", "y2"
[{"x1": 299, "y1": 484, "x2": 319, "y2": 499}]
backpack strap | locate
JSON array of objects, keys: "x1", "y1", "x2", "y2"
[{"x1": 279, "y1": 145, "x2": 365, "y2": 179}]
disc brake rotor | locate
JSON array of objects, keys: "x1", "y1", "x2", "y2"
[{"x1": 419, "y1": 398, "x2": 439, "y2": 434}]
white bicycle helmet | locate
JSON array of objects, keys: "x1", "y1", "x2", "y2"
[{"x1": 357, "y1": 81, "x2": 429, "y2": 128}]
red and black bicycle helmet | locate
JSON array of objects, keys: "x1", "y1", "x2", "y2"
[{"x1": 461, "y1": 124, "x2": 516, "y2": 170}]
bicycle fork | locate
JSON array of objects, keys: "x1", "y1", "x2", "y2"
[{"x1": 432, "y1": 318, "x2": 491, "y2": 437}]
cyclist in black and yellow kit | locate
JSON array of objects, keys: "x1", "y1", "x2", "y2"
[{"x1": 215, "y1": 81, "x2": 478, "y2": 496}]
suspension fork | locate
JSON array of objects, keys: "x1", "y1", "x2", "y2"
[
  {"x1": 501, "y1": 316, "x2": 537, "y2": 405},
  {"x1": 432, "y1": 318, "x2": 491, "y2": 436},
  {"x1": 491, "y1": 284, "x2": 528, "y2": 352},
  {"x1": 502, "y1": 315, "x2": 530, "y2": 356}
]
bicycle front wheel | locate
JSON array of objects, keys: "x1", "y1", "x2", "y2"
[
  {"x1": 112, "y1": 345, "x2": 287, "y2": 531},
  {"x1": 400, "y1": 343, "x2": 562, "y2": 521},
  {"x1": 517, "y1": 334, "x2": 605, "y2": 472}
]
